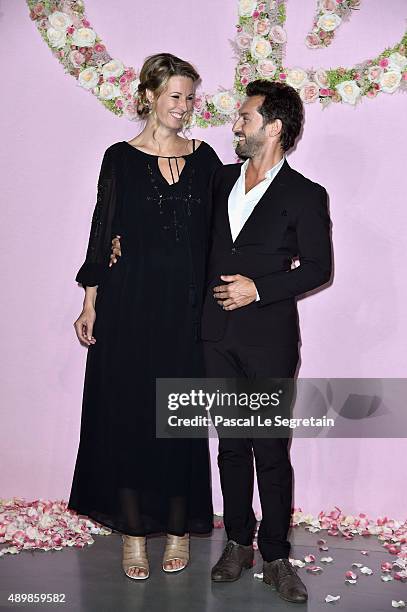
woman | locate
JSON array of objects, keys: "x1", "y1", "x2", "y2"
[{"x1": 69, "y1": 53, "x2": 222, "y2": 580}]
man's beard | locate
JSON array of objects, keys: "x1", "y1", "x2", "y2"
[{"x1": 235, "y1": 132, "x2": 265, "y2": 160}]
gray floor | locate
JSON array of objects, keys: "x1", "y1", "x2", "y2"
[{"x1": 0, "y1": 525, "x2": 405, "y2": 611}]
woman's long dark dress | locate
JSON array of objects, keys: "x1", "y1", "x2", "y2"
[{"x1": 68, "y1": 140, "x2": 222, "y2": 536}]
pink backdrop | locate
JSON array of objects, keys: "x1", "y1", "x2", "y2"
[{"x1": 1, "y1": 1, "x2": 406, "y2": 518}]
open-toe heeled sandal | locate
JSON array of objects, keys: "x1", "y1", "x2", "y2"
[
  {"x1": 162, "y1": 533, "x2": 190, "y2": 573},
  {"x1": 122, "y1": 535, "x2": 149, "y2": 580}
]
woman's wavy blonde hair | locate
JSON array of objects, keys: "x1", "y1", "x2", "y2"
[{"x1": 137, "y1": 53, "x2": 200, "y2": 128}]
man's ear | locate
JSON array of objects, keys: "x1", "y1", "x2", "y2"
[{"x1": 267, "y1": 118, "x2": 283, "y2": 139}]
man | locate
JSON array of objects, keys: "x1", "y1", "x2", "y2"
[
  {"x1": 200, "y1": 80, "x2": 332, "y2": 603},
  {"x1": 110, "y1": 80, "x2": 332, "y2": 603}
]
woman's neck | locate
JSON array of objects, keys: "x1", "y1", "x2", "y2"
[{"x1": 129, "y1": 121, "x2": 187, "y2": 156}]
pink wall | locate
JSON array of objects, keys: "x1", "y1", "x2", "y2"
[{"x1": 1, "y1": 1, "x2": 406, "y2": 518}]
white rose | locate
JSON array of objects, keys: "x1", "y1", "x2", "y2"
[
  {"x1": 336, "y1": 80, "x2": 361, "y2": 104},
  {"x1": 251, "y1": 36, "x2": 272, "y2": 60},
  {"x1": 72, "y1": 27, "x2": 97, "y2": 48},
  {"x1": 238, "y1": 0, "x2": 257, "y2": 17},
  {"x1": 286, "y1": 67, "x2": 308, "y2": 89},
  {"x1": 388, "y1": 52, "x2": 407, "y2": 72},
  {"x1": 102, "y1": 60, "x2": 125, "y2": 79},
  {"x1": 314, "y1": 69, "x2": 329, "y2": 88},
  {"x1": 129, "y1": 78, "x2": 141, "y2": 97},
  {"x1": 48, "y1": 11, "x2": 72, "y2": 31},
  {"x1": 212, "y1": 91, "x2": 237, "y2": 115},
  {"x1": 317, "y1": 13, "x2": 342, "y2": 32},
  {"x1": 78, "y1": 67, "x2": 99, "y2": 90},
  {"x1": 47, "y1": 28, "x2": 67, "y2": 49},
  {"x1": 99, "y1": 82, "x2": 121, "y2": 100},
  {"x1": 380, "y1": 70, "x2": 402, "y2": 93}
]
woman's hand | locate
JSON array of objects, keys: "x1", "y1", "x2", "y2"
[
  {"x1": 74, "y1": 306, "x2": 97, "y2": 347},
  {"x1": 109, "y1": 234, "x2": 122, "y2": 267}
]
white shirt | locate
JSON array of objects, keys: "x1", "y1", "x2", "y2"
[{"x1": 228, "y1": 156, "x2": 285, "y2": 300}]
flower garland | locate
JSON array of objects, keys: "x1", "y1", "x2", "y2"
[
  {"x1": 26, "y1": 0, "x2": 407, "y2": 125},
  {"x1": 232, "y1": 0, "x2": 407, "y2": 109},
  {"x1": 305, "y1": 0, "x2": 361, "y2": 50}
]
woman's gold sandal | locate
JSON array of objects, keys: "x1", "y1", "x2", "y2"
[
  {"x1": 122, "y1": 535, "x2": 149, "y2": 580},
  {"x1": 162, "y1": 533, "x2": 190, "y2": 573}
]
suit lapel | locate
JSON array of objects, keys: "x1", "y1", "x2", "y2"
[
  {"x1": 233, "y1": 159, "x2": 292, "y2": 245},
  {"x1": 217, "y1": 164, "x2": 241, "y2": 245}
]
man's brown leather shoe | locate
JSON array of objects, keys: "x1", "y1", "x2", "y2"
[
  {"x1": 263, "y1": 558, "x2": 308, "y2": 603},
  {"x1": 211, "y1": 540, "x2": 254, "y2": 582}
]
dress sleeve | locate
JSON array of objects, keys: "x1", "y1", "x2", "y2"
[{"x1": 75, "y1": 146, "x2": 118, "y2": 287}]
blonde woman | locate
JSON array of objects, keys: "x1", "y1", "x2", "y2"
[{"x1": 70, "y1": 53, "x2": 222, "y2": 579}]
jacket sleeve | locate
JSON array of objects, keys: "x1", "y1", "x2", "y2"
[
  {"x1": 75, "y1": 146, "x2": 118, "y2": 287},
  {"x1": 254, "y1": 185, "x2": 332, "y2": 306}
]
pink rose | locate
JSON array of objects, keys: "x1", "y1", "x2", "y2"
[
  {"x1": 255, "y1": 18, "x2": 271, "y2": 36},
  {"x1": 319, "y1": 31, "x2": 327, "y2": 39},
  {"x1": 70, "y1": 50, "x2": 85, "y2": 67},
  {"x1": 300, "y1": 82, "x2": 320, "y2": 103},
  {"x1": 119, "y1": 75, "x2": 128, "y2": 84},
  {"x1": 238, "y1": 63, "x2": 251, "y2": 77},
  {"x1": 366, "y1": 89, "x2": 377, "y2": 98},
  {"x1": 203, "y1": 111, "x2": 211, "y2": 120},
  {"x1": 367, "y1": 66, "x2": 382, "y2": 82},
  {"x1": 321, "y1": 0, "x2": 336, "y2": 10},
  {"x1": 320, "y1": 88, "x2": 330, "y2": 96},
  {"x1": 194, "y1": 97, "x2": 203, "y2": 111},
  {"x1": 236, "y1": 33, "x2": 252, "y2": 49},
  {"x1": 256, "y1": 59, "x2": 277, "y2": 78},
  {"x1": 125, "y1": 102, "x2": 136, "y2": 113},
  {"x1": 269, "y1": 25, "x2": 287, "y2": 44},
  {"x1": 258, "y1": 2, "x2": 266, "y2": 10},
  {"x1": 241, "y1": 76, "x2": 249, "y2": 85},
  {"x1": 94, "y1": 43, "x2": 105, "y2": 52},
  {"x1": 306, "y1": 33, "x2": 321, "y2": 48},
  {"x1": 279, "y1": 73, "x2": 287, "y2": 80},
  {"x1": 82, "y1": 19, "x2": 90, "y2": 28},
  {"x1": 379, "y1": 58, "x2": 389, "y2": 68},
  {"x1": 402, "y1": 72, "x2": 407, "y2": 81},
  {"x1": 253, "y1": 10, "x2": 260, "y2": 18},
  {"x1": 108, "y1": 76, "x2": 116, "y2": 83},
  {"x1": 115, "y1": 99, "x2": 123, "y2": 109},
  {"x1": 34, "y1": 3, "x2": 44, "y2": 15}
]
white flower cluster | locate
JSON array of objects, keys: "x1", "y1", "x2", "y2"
[{"x1": 336, "y1": 52, "x2": 407, "y2": 105}]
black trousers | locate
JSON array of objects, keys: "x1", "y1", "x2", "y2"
[{"x1": 203, "y1": 319, "x2": 299, "y2": 562}]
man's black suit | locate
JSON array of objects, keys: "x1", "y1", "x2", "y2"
[{"x1": 202, "y1": 159, "x2": 332, "y2": 561}]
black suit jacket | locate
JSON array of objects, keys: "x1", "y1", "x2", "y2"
[{"x1": 200, "y1": 160, "x2": 332, "y2": 346}]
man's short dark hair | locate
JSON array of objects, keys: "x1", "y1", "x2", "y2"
[{"x1": 246, "y1": 80, "x2": 304, "y2": 152}]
